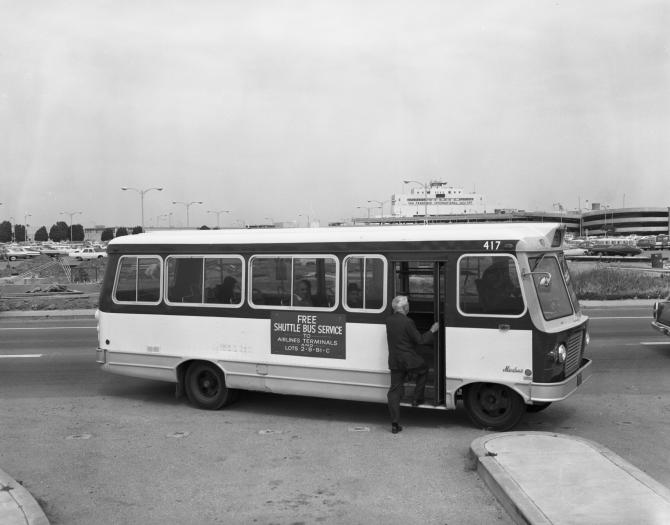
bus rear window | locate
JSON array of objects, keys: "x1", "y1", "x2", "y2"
[{"x1": 114, "y1": 256, "x2": 162, "y2": 304}]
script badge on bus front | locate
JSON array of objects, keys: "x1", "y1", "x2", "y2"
[{"x1": 271, "y1": 311, "x2": 346, "y2": 359}]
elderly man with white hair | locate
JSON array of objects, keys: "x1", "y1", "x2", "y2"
[{"x1": 385, "y1": 295, "x2": 439, "y2": 434}]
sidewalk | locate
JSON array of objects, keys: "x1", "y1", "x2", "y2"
[
  {"x1": 471, "y1": 432, "x2": 670, "y2": 525},
  {"x1": 0, "y1": 468, "x2": 49, "y2": 525}
]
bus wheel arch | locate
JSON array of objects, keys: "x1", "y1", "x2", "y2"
[
  {"x1": 181, "y1": 360, "x2": 237, "y2": 410},
  {"x1": 462, "y1": 382, "x2": 526, "y2": 431}
]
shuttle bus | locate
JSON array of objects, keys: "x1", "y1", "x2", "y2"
[{"x1": 95, "y1": 222, "x2": 591, "y2": 430}]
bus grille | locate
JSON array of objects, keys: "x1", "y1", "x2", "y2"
[{"x1": 564, "y1": 331, "x2": 583, "y2": 376}]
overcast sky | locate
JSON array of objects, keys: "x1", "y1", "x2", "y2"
[{"x1": 1, "y1": 1, "x2": 669, "y2": 230}]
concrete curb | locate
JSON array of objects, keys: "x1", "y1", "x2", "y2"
[
  {"x1": 0, "y1": 309, "x2": 96, "y2": 320},
  {"x1": 0, "y1": 467, "x2": 49, "y2": 525},
  {"x1": 470, "y1": 432, "x2": 670, "y2": 525}
]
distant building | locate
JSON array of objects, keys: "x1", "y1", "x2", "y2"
[{"x1": 391, "y1": 181, "x2": 486, "y2": 217}]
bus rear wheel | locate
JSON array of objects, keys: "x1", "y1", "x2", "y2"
[
  {"x1": 185, "y1": 362, "x2": 236, "y2": 410},
  {"x1": 463, "y1": 383, "x2": 525, "y2": 431}
]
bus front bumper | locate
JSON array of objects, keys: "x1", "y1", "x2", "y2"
[{"x1": 529, "y1": 358, "x2": 592, "y2": 403}]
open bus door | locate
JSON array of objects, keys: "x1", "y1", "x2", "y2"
[{"x1": 392, "y1": 259, "x2": 446, "y2": 406}]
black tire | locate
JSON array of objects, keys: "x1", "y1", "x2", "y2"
[
  {"x1": 463, "y1": 383, "x2": 526, "y2": 431},
  {"x1": 184, "y1": 361, "x2": 235, "y2": 410},
  {"x1": 526, "y1": 402, "x2": 551, "y2": 413}
]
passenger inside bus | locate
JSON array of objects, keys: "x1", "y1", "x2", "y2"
[
  {"x1": 294, "y1": 279, "x2": 313, "y2": 307},
  {"x1": 212, "y1": 276, "x2": 237, "y2": 304},
  {"x1": 347, "y1": 283, "x2": 363, "y2": 308},
  {"x1": 477, "y1": 258, "x2": 523, "y2": 314}
]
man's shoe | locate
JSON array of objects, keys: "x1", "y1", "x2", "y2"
[
  {"x1": 411, "y1": 399, "x2": 424, "y2": 407},
  {"x1": 391, "y1": 423, "x2": 403, "y2": 434}
]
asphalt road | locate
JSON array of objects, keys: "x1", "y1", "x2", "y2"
[{"x1": 0, "y1": 305, "x2": 669, "y2": 524}]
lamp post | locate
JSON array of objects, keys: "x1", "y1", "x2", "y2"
[
  {"x1": 173, "y1": 201, "x2": 203, "y2": 228},
  {"x1": 24, "y1": 213, "x2": 32, "y2": 242},
  {"x1": 60, "y1": 211, "x2": 82, "y2": 242},
  {"x1": 403, "y1": 180, "x2": 429, "y2": 224},
  {"x1": 121, "y1": 186, "x2": 163, "y2": 230},
  {"x1": 207, "y1": 209, "x2": 230, "y2": 229},
  {"x1": 9, "y1": 216, "x2": 14, "y2": 242},
  {"x1": 367, "y1": 199, "x2": 389, "y2": 224},
  {"x1": 356, "y1": 206, "x2": 372, "y2": 219}
]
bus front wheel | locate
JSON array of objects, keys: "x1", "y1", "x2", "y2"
[
  {"x1": 185, "y1": 362, "x2": 236, "y2": 410},
  {"x1": 463, "y1": 383, "x2": 525, "y2": 431}
]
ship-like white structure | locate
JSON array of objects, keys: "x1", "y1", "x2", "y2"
[{"x1": 391, "y1": 181, "x2": 486, "y2": 217}]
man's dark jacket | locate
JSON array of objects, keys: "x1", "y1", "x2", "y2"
[{"x1": 385, "y1": 312, "x2": 434, "y2": 370}]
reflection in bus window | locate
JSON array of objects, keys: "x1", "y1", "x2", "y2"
[
  {"x1": 344, "y1": 256, "x2": 386, "y2": 311},
  {"x1": 114, "y1": 256, "x2": 162, "y2": 304},
  {"x1": 250, "y1": 255, "x2": 338, "y2": 310},
  {"x1": 166, "y1": 256, "x2": 243, "y2": 306},
  {"x1": 459, "y1": 255, "x2": 524, "y2": 316}
]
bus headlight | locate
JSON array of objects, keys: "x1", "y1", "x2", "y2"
[
  {"x1": 557, "y1": 344, "x2": 567, "y2": 363},
  {"x1": 549, "y1": 343, "x2": 567, "y2": 364}
]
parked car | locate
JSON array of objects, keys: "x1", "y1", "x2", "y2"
[
  {"x1": 636, "y1": 237, "x2": 657, "y2": 250},
  {"x1": 651, "y1": 298, "x2": 670, "y2": 336},
  {"x1": 5, "y1": 246, "x2": 41, "y2": 261},
  {"x1": 39, "y1": 244, "x2": 72, "y2": 257},
  {"x1": 587, "y1": 244, "x2": 642, "y2": 256},
  {"x1": 68, "y1": 247, "x2": 107, "y2": 260}
]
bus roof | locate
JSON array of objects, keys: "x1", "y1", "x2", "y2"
[{"x1": 108, "y1": 222, "x2": 564, "y2": 251}]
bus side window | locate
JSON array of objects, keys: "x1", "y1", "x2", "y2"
[
  {"x1": 204, "y1": 257, "x2": 243, "y2": 306},
  {"x1": 166, "y1": 257, "x2": 203, "y2": 304},
  {"x1": 459, "y1": 255, "x2": 524, "y2": 316},
  {"x1": 250, "y1": 255, "x2": 337, "y2": 310},
  {"x1": 114, "y1": 256, "x2": 162, "y2": 304},
  {"x1": 343, "y1": 255, "x2": 387, "y2": 311}
]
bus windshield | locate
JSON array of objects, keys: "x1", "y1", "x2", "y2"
[{"x1": 529, "y1": 254, "x2": 575, "y2": 320}]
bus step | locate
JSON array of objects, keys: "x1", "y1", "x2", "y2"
[{"x1": 399, "y1": 401, "x2": 448, "y2": 410}]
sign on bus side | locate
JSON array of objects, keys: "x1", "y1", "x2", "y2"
[{"x1": 271, "y1": 311, "x2": 346, "y2": 359}]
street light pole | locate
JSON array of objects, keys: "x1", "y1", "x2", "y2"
[
  {"x1": 24, "y1": 213, "x2": 32, "y2": 242},
  {"x1": 356, "y1": 206, "x2": 372, "y2": 219},
  {"x1": 60, "y1": 211, "x2": 82, "y2": 242},
  {"x1": 403, "y1": 180, "x2": 429, "y2": 224},
  {"x1": 173, "y1": 201, "x2": 203, "y2": 228},
  {"x1": 207, "y1": 209, "x2": 230, "y2": 229},
  {"x1": 121, "y1": 187, "x2": 163, "y2": 230}
]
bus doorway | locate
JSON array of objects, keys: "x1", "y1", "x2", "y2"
[{"x1": 393, "y1": 260, "x2": 446, "y2": 406}]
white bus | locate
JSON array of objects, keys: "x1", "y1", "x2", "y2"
[{"x1": 96, "y1": 222, "x2": 592, "y2": 430}]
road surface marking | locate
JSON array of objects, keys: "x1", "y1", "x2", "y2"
[
  {"x1": 640, "y1": 342, "x2": 670, "y2": 346},
  {"x1": 0, "y1": 354, "x2": 42, "y2": 358},
  {"x1": 589, "y1": 316, "x2": 650, "y2": 320}
]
